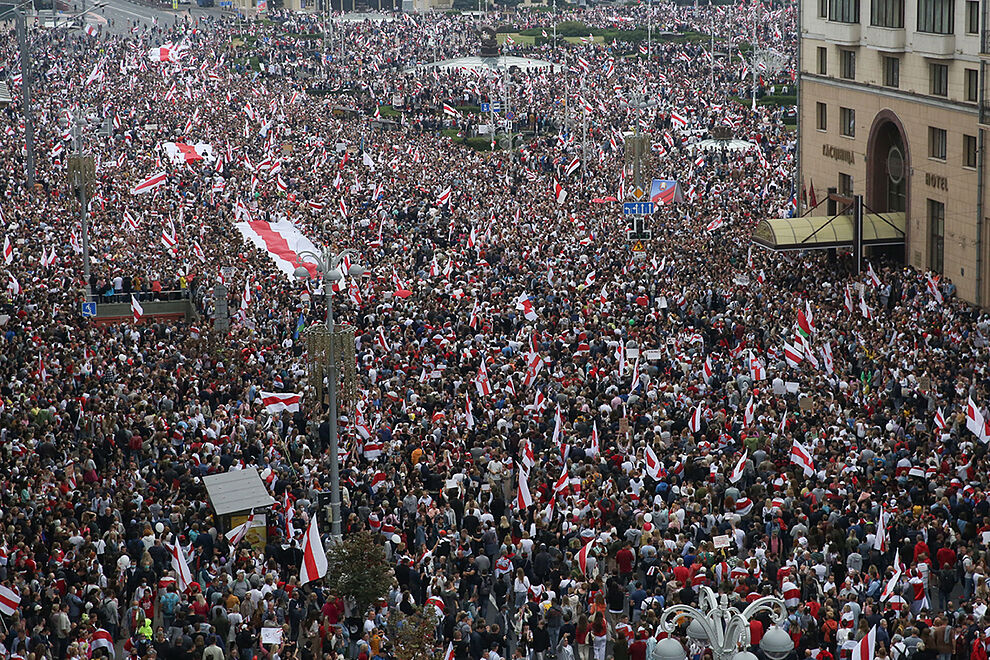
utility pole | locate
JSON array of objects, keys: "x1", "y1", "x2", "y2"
[
  {"x1": 552, "y1": 0, "x2": 556, "y2": 48},
  {"x1": 68, "y1": 116, "x2": 94, "y2": 296},
  {"x1": 14, "y1": 9, "x2": 35, "y2": 190},
  {"x1": 647, "y1": 0, "x2": 651, "y2": 59}
]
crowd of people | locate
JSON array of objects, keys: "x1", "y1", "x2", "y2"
[{"x1": 1, "y1": 2, "x2": 990, "y2": 660}]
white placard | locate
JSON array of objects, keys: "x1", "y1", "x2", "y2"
[
  {"x1": 713, "y1": 534, "x2": 731, "y2": 549},
  {"x1": 261, "y1": 627, "x2": 283, "y2": 645},
  {"x1": 627, "y1": 348, "x2": 640, "y2": 359},
  {"x1": 644, "y1": 349, "x2": 663, "y2": 361}
]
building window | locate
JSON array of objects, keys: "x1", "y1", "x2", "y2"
[
  {"x1": 818, "y1": 47, "x2": 828, "y2": 75},
  {"x1": 840, "y1": 50, "x2": 856, "y2": 80},
  {"x1": 872, "y1": 0, "x2": 904, "y2": 27},
  {"x1": 918, "y1": 0, "x2": 954, "y2": 33},
  {"x1": 816, "y1": 102, "x2": 828, "y2": 130},
  {"x1": 883, "y1": 56, "x2": 900, "y2": 87},
  {"x1": 930, "y1": 63, "x2": 948, "y2": 97},
  {"x1": 966, "y1": 0, "x2": 979, "y2": 32},
  {"x1": 928, "y1": 199, "x2": 945, "y2": 274},
  {"x1": 839, "y1": 173, "x2": 854, "y2": 198},
  {"x1": 929, "y1": 126, "x2": 947, "y2": 159},
  {"x1": 840, "y1": 107, "x2": 856, "y2": 137},
  {"x1": 966, "y1": 68, "x2": 979, "y2": 102},
  {"x1": 830, "y1": 0, "x2": 860, "y2": 23},
  {"x1": 964, "y1": 134, "x2": 978, "y2": 168},
  {"x1": 819, "y1": 0, "x2": 828, "y2": 17}
]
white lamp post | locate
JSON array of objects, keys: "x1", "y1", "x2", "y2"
[{"x1": 653, "y1": 586, "x2": 794, "y2": 660}]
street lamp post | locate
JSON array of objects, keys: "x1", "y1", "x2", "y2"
[
  {"x1": 654, "y1": 586, "x2": 794, "y2": 660},
  {"x1": 294, "y1": 248, "x2": 364, "y2": 544}
]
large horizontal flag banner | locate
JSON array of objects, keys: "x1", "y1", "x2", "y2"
[
  {"x1": 650, "y1": 179, "x2": 684, "y2": 204},
  {"x1": 233, "y1": 219, "x2": 320, "y2": 279}
]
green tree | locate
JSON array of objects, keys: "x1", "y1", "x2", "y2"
[
  {"x1": 323, "y1": 531, "x2": 393, "y2": 615},
  {"x1": 386, "y1": 608, "x2": 441, "y2": 660}
]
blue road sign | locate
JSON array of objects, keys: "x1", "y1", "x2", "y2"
[
  {"x1": 81, "y1": 301, "x2": 97, "y2": 318},
  {"x1": 491, "y1": 102, "x2": 502, "y2": 112},
  {"x1": 622, "y1": 201, "x2": 654, "y2": 215},
  {"x1": 480, "y1": 103, "x2": 490, "y2": 112},
  {"x1": 505, "y1": 110, "x2": 514, "y2": 120}
]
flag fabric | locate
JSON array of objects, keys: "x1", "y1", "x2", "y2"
[
  {"x1": 688, "y1": 403, "x2": 703, "y2": 433},
  {"x1": 516, "y1": 468, "x2": 533, "y2": 509},
  {"x1": 260, "y1": 391, "x2": 303, "y2": 414},
  {"x1": 744, "y1": 396, "x2": 756, "y2": 426},
  {"x1": 927, "y1": 273, "x2": 944, "y2": 303},
  {"x1": 645, "y1": 445, "x2": 661, "y2": 479},
  {"x1": 966, "y1": 397, "x2": 988, "y2": 442},
  {"x1": 553, "y1": 179, "x2": 567, "y2": 205},
  {"x1": 784, "y1": 341, "x2": 804, "y2": 368},
  {"x1": 728, "y1": 450, "x2": 747, "y2": 483},
  {"x1": 91, "y1": 629, "x2": 115, "y2": 658},
  {"x1": 300, "y1": 516, "x2": 328, "y2": 584},
  {"x1": 589, "y1": 421, "x2": 600, "y2": 456},
  {"x1": 225, "y1": 513, "x2": 255, "y2": 547},
  {"x1": 797, "y1": 309, "x2": 813, "y2": 338},
  {"x1": 873, "y1": 506, "x2": 888, "y2": 551},
  {"x1": 934, "y1": 407, "x2": 946, "y2": 431},
  {"x1": 851, "y1": 626, "x2": 878, "y2": 660},
  {"x1": 867, "y1": 263, "x2": 882, "y2": 287},
  {"x1": 790, "y1": 439, "x2": 815, "y2": 476},
  {"x1": 0, "y1": 584, "x2": 20, "y2": 615},
  {"x1": 130, "y1": 171, "x2": 167, "y2": 194},
  {"x1": 3, "y1": 236, "x2": 12, "y2": 264},
  {"x1": 577, "y1": 538, "x2": 596, "y2": 576},
  {"x1": 130, "y1": 295, "x2": 144, "y2": 322},
  {"x1": 475, "y1": 360, "x2": 492, "y2": 397},
  {"x1": 166, "y1": 540, "x2": 193, "y2": 592}
]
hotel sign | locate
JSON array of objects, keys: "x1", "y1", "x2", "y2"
[{"x1": 822, "y1": 144, "x2": 855, "y2": 165}]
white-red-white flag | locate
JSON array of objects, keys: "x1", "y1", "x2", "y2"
[
  {"x1": 225, "y1": 512, "x2": 256, "y2": 547},
  {"x1": 577, "y1": 538, "x2": 596, "y2": 576},
  {"x1": 645, "y1": 445, "x2": 661, "y2": 479},
  {"x1": 166, "y1": 540, "x2": 193, "y2": 592},
  {"x1": 0, "y1": 585, "x2": 21, "y2": 616},
  {"x1": 130, "y1": 295, "x2": 144, "y2": 322},
  {"x1": 300, "y1": 516, "x2": 328, "y2": 584},
  {"x1": 130, "y1": 171, "x2": 167, "y2": 195},
  {"x1": 728, "y1": 449, "x2": 747, "y2": 483},
  {"x1": 259, "y1": 391, "x2": 302, "y2": 414},
  {"x1": 688, "y1": 403, "x2": 703, "y2": 433},
  {"x1": 790, "y1": 439, "x2": 815, "y2": 476},
  {"x1": 516, "y1": 468, "x2": 533, "y2": 509},
  {"x1": 851, "y1": 626, "x2": 877, "y2": 660}
]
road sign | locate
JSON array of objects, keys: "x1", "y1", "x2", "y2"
[
  {"x1": 506, "y1": 111, "x2": 514, "y2": 120},
  {"x1": 81, "y1": 301, "x2": 97, "y2": 318},
  {"x1": 480, "y1": 103, "x2": 490, "y2": 112},
  {"x1": 492, "y1": 102, "x2": 502, "y2": 112},
  {"x1": 622, "y1": 201, "x2": 654, "y2": 215},
  {"x1": 630, "y1": 186, "x2": 647, "y2": 201},
  {"x1": 631, "y1": 240, "x2": 645, "y2": 252}
]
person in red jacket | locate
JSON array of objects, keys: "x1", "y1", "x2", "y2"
[{"x1": 616, "y1": 542, "x2": 635, "y2": 581}]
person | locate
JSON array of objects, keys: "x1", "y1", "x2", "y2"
[{"x1": 591, "y1": 613, "x2": 609, "y2": 660}]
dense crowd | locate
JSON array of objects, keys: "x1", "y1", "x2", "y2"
[{"x1": 2, "y1": 3, "x2": 990, "y2": 660}]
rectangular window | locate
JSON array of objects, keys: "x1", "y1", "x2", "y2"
[
  {"x1": 817, "y1": 102, "x2": 828, "y2": 130},
  {"x1": 930, "y1": 63, "x2": 948, "y2": 97},
  {"x1": 929, "y1": 126, "x2": 947, "y2": 159},
  {"x1": 839, "y1": 173, "x2": 854, "y2": 198},
  {"x1": 840, "y1": 107, "x2": 856, "y2": 137},
  {"x1": 829, "y1": 0, "x2": 860, "y2": 22},
  {"x1": 928, "y1": 199, "x2": 945, "y2": 274},
  {"x1": 918, "y1": 0, "x2": 954, "y2": 33},
  {"x1": 966, "y1": 68, "x2": 979, "y2": 102},
  {"x1": 964, "y1": 134, "x2": 978, "y2": 168},
  {"x1": 966, "y1": 0, "x2": 979, "y2": 32},
  {"x1": 883, "y1": 56, "x2": 900, "y2": 87},
  {"x1": 840, "y1": 50, "x2": 856, "y2": 79},
  {"x1": 818, "y1": 47, "x2": 828, "y2": 75},
  {"x1": 819, "y1": 0, "x2": 828, "y2": 17},
  {"x1": 872, "y1": 0, "x2": 904, "y2": 27}
]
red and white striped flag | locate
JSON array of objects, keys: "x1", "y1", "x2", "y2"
[
  {"x1": 0, "y1": 584, "x2": 21, "y2": 616},
  {"x1": 934, "y1": 407, "x2": 946, "y2": 431},
  {"x1": 475, "y1": 360, "x2": 492, "y2": 397},
  {"x1": 688, "y1": 403, "x2": 703, "y2": 433},
  {"x1": 225, "y1": 513, "x2": 255, "y2": 547},
  {"x1": 516, "y1": 468, "x2": 533, "y2": 509},
  {"x1": 577, "y1": 538, "x2": 596, "y2": 576},
  {"x1": 300, "y1": 516, "x2": 328, "y2": 584},
  {"x1": 851, "y1": 626, "x2": 877, "y2": 660},
  {"x1": 130, "y1": 171, "x2": 167, "y2": 195},
  {"x1": 437, "y1": 186, "x2": 451, "y2": 206},
  {"x1": 728, "y1": 449, "x2": 747, "y2": 483},
  {"x1": 259, "y1": 391, "x2": 302, "y2": 414},
  {"x1": 91, "y1": 628, "x2": 115, "y2": 658},
  {"x1": 790, "y1": 439, "x2": 815, "y2": 476},
  {"x1": 166, "y1": 540, "x2": 193, "y2": 592},
  {"x1": 553, "y1": 179, "x2": 567, "y2": 205},
  {"x1": 130, "y1": 295, "x2": 144, "y2": 322}
]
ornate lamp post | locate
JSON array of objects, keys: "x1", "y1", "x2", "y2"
[
  {"x1": 653, "y1": 586, "x2": 794, "y2": 660},
  {"x1": 294, "y1": 248, "x2": 364, "y2": 544}
]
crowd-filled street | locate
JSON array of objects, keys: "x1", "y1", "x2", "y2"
[{"x1": 1, "y1": 3, "x2": 989, "y2": 660}]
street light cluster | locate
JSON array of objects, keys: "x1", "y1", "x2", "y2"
[{"x1": 654, "y1": 586, "x2": 795, "y2": 660}]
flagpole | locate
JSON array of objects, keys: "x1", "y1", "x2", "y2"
[{"x1": 71, "y1": 117, "x2": 92, "y2": 296}]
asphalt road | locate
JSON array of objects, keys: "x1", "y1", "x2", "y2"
[{"x1": 71, "y1": 0, "x2": 230, "y2": 35}]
